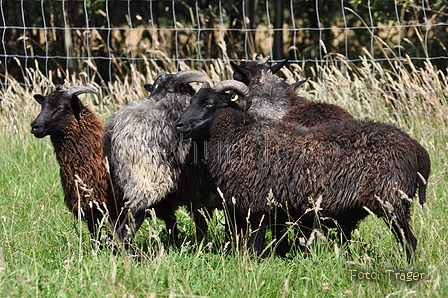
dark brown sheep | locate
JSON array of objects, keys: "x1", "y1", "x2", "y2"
[
  {"x1": 30, "y1": 86, "x2": 116, "y2": 243},
  {"x1": 174, "y1": 80, "x2": 429, "y2": 262},
  {"x1": 231, "y1": 57, "x2": 429, "y2": 254}
]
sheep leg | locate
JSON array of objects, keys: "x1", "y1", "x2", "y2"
[
  {"x1": 86, "y1": 216, "x2": 101, "y2": 244},
  {"x1": 290, "y1": 224, "x2": 314, "y2": 254},
  {"x1": 222, "y1": 213, "x2": 249, "y2": 253},
  {"x1": 151, "y1": 209, "x2": 178, "y2": 245},
  {"x1": 250, "y1": 214, "x2": 268, "y2": 257},
  {"x1": 340, "y1": 224, "x2": 355, "y2": 244},
  {"x1": 153, "y1": 199, "x2": 179, "y2": 245},
  {"x1": 116, "y1": 209, "x2": 147, "y2": 246},
  {"x1": 191, "y1": 207, "x2": 209, "y2": 243},
  {"x1": 272, "y1": 212, "x2": 291, "y2": 257},
  {"x1": 274, "y1": 224, "x2": 290, "y2": 257},
  {"x1": 162, "y1": 214, "x2": 178, "y2": 245},
  {"x1": 86, "y1": 206, "x2": 109, "y2": 247},
  {"x1": 391, "y1": 219, "x2": 417, "y2": 263},
  {"x1": 224, "y1": 206, "x2": 250, "y2": 248}
]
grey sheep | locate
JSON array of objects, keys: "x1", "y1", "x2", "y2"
[
  {"x1": 30, "y1": 86, "x2": 116, "y2": 243},
  {"x1": 174, "y1": 80, "x2": 429, "y2": 262},
  {"x1": 231, "y1": 56, "x2": 355, "y2": 126},
  {"x1": 103, "y1": 69, "x2": 215, "y2": 245}
]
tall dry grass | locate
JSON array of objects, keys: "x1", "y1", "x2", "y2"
[{"x1": 0, "y1": 53, "x2": 447, "y2": 297}]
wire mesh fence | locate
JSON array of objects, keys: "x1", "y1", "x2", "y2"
[
  {"x1": 1, "y1": 0, "x2": 447, "y2": 89},
  {"x1": 0, "y1": 0, "x2": 447, "y2": 164}
]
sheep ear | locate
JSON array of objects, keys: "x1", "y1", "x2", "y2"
[
  {"x1": 144, "y1": 84, "x2": 153, "y2": 92},
  {"x1": 269, "y1": 59, "x2": 288, "y2": 74},
  {"x1": 33, "y1": 94, "x2": 45, "y2": 105},
  {"x1": 71, "y1": 96, "x2": 82, "y2": 120},
  {"x1": 230, "y1": 61, "x2": 245, "y2": 75},
  {"x1": 290, "y1": 78, "x2": 310, "y2": 90}
]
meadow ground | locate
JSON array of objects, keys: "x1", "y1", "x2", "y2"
[{"x1": 0, "y1": 56, "x2": 447, "y2": 297}]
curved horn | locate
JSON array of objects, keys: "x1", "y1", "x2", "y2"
[
  {"x1": 258, "y1": 56, "x2": 270, "y2": 64},
  {"x1": 212, "y1": 80, "x2": 252, "y2": 110},
  {"x1": 63, "y1": 86, "x2": 98, "y2": 98},
  {"x1": 175, "y1": 69, "x2": 213, "y2": 86}
]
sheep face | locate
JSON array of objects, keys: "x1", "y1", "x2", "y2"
[
  {"x1": 144, "y1": 73, "x2": 196, "y2": 98},
  {"x1": 230, "y1": 58, "x2": 288, "y2": 85},
  {"x1": 175, "y1": 88, "x2": 242, "y2": 138},
  {"x1": 30, "y1": 86, "x2": 97, "y2": 139}
]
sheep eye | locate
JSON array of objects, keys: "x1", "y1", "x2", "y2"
[
  {"x1": 57, "y1": 107, "x2": 65, "y2": 112},
  {"x1": 205, "y1": 103, "x2": 214, "y2": 107},
  {"x1": 230, "y1": 94, "x2": 239, "y2": 102}
]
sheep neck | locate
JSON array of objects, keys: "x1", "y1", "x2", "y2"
[{"x1": 50, "y1": 107, "x2": 112, "y2": 216}]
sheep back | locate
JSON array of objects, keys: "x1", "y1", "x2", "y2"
[
  {"x1": 207, "y1": 110, "x2": 422, "y2": 231},
  {"x1": 281, "y1": 100, "x2": 355, "y2": 127}
]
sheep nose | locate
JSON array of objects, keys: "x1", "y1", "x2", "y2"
[
  {"x1": 30, "y1": 122, "x2": 40, "y2": 132},
  {"x1": 175, "y1": 122, "x2": 184, "y2": 131}
]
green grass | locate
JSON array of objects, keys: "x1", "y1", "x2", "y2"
[{"x1": 0, "y1": 56, "x2": 447, "y2": 297}]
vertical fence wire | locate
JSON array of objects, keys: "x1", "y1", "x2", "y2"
[
  {"x1": 20, "y1": 0, "x2": 29, "y2": 85},
  {"x1": 173, "y1": 1, "x2": 179, "y2": 69},
  {"x1": 62, "y1": 0, "x2": 67, "y2": 73},
  {"x1": 106, "y1": 0, "x2": 112, "y2": 83},
  {"x1": 266, "y1": 0, "x2": 274, "y2": 60},
  {"x1": 367, "y1": 0, "x2": 376, "y2": 101},
  {"x1": 1, "y1": 0, "x2": 8, "y2": 88},
  {"x1": 394, "y1": 0, "x2": 402, "y2": 79},
  {"x1": 242, "y1": 0, "x2": 249, "y2": 60},
  {"x1": 41, "y1": 0, "x2": 49, "y2": 79},
  {"x1": 218, "y1": 0, "x2": 227, "y2": 81},
  {"x1": 422, "y1": 0, "x2": 429, "y2": 59},
  {"x1": 341, "y1": 0, "x2": 349, "y2": 62},
  {"x1": 315, "y1": 0, "x2": 323, "y2": 80},
  {"x1": 290, "y1": 1, "x2": 298, "y2": 62},
  {"x1": 127, "y1": 0, "x2": 135, "y2": 88},
  {"x1": 149, "y1": 1, "x2": 155, "y2": 61},
  {"x1": 195, "y1": 1, "x2": 202, "y2": 69}
]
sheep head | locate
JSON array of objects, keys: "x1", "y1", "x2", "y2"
[
  {"x1": 230, "y1": 56, "x2": 288, "y2": 85},
  {"x1": 144, "y1": 69, "x2": 213, "y2": 99},
  {"x1": 30, "y1": 86, "x2": 97, "y2": 139},
  {"x1": 174, "y1": 80, "x2": 251, "y2": 139}
]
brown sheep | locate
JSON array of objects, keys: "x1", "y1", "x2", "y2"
[{"x1": 30, "y1": 86, "x2": 116, "y2": 243}]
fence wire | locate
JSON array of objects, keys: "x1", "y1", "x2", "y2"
[
  {"x1": 0, "y1": 0, "x2": 447, "y2": 89},
  {"x1": 0, "y1": 0, "x2": 447, "y2": 163}
]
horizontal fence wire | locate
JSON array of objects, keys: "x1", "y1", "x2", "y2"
[
  {"x1": 1, "y1": 0, "x2": 447, "y2": 86},
  {"x1": 0, "y1": 2, "x2": 446, "y2": 111}
]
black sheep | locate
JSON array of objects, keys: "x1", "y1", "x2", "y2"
[{"x1": 175, "y1": 80, "x2": 429, "y2": 261}]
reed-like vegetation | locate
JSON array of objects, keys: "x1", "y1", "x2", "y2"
[{"x1": 0, "y1": 51, "x2": 446, "y2": 296}]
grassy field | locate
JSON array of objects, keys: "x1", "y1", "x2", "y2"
[{"x1": 0, "y1": 55, "x2": 447, "y2": 297}]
